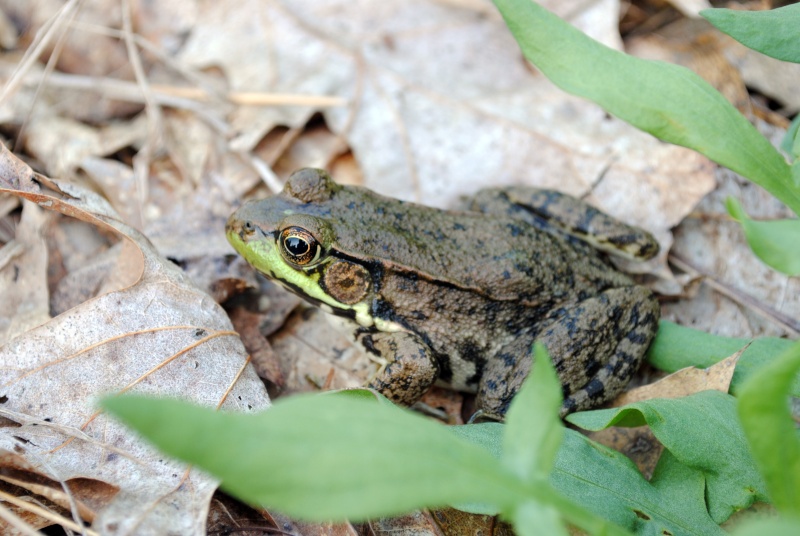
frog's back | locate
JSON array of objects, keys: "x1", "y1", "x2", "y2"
[{"x1": 322, "y1": 185, "x2": 631, "y2": 304}]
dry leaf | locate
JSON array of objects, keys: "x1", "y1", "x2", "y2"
[
  {"x1": 269, "y1": 307, "x2": 374, "y2": 395},
  {"x1": 613, "y1": 351, "x2": 740, "y2": 407},
  {"x1": 0, "y1": 201, "x2": 50, "y2": 343},
  {"x1": 0, "y1": 145, "x2": 270, "y2": 534},
  {"x1": 585, "y1": 427, "x2": 664, "y2": 481}
]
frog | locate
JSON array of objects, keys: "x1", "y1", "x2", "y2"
[{"x1": 226, "y1": 168, "x2": 660, "y2": 419}]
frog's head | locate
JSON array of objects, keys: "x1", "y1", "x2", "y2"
[{"x1": 226, "y1": 169, "x2": 377, "y2": 327}]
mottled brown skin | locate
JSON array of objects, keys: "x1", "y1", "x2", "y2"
[{"x1": 227, "y1": 169, "x2": 660, "y2": 418}]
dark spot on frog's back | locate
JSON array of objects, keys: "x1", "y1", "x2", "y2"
[
  {"x1": 459, "y1": 339, "x2": 487, "y2": 385},
  {"x1": 585, "y1": 378, "x2": 605, "y2": 400},
  {"x1": 506, "y1": 223, "x2": 523, "y2": 237},
  {"x1": 372, "y1": 298, "x2": 397, "y2": 323},
  {"x1": 482, "y1": 301, "x2": 502, "y2": 324},
  {"x1": 514, "y1": 262, "x2": 534, "y2": 278},
  {"x1": 453, "y1": 222, "x2": 466, "y2": 231}
]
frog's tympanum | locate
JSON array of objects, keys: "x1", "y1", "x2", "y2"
[{"x1": 227, "y1": 169, "x2": 660, "y2": 418}]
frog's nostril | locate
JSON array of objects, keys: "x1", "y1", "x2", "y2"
[{"x1": 243, "y1": 221, "x2": 255, "y2": 233}]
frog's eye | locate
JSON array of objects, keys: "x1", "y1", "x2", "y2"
[{"x1": 279, "y1": 226, "x2": 322, "y2": 267}]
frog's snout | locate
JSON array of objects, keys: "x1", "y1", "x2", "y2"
[{"x1": 225, "y1": 213, "x2": 240, "y2": 236}]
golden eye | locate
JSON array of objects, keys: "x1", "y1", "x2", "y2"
[{"x1": 279, "y1": 226, "x2": 321, "y2": 266}]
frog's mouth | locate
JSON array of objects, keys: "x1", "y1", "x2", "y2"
[{"x1": 270, "y1": 275, "x2": 358, "y2": 322}]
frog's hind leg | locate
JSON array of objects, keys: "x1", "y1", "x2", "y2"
[
  {"x1": 477, "y1": 285, "x2": 659, "y2": 418},
  {"x1": 554, "y1": 286, "x2": 660, "y2": 415},
  {"x1": 469, "y1": 187, "x2": 659, "y2": 261}
]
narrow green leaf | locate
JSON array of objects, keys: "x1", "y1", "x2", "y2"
[
  {"x1": 737, "y1": 341, "x2": 800, "y2": 515},
  {"x1": 503, "y1": 343, "x2": 563, "y2": 480},
  {"x1": 701, "y1": 4, "x2": 800, "y2": 63},
  {"x1": 781, "y1": 115, "x2": 800, "y2": 158},
  {"x1": 102, "y1": 393, "x2": 520, "y2": 521},
  {"x1": 646, "y1": 321, "x2": 799, "y2": 397},
  {"x1": 793, "y1": 161, "x2": 800, "y2": 189},
  {"x1": 493, "y1": 0, "x2": 799, "y2": 215},
  {"x1": 551, "y1": 430, "x2": 725, "y2": 535},
  {"x1": 567, "y1": 391, "x2": 768, "y2": 523},
  {"x1": 727, "y1": 197, "x2": 800, "y2": 275}
]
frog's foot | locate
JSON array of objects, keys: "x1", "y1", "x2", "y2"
[
  {"x1": 361, "y1": 331, "x2": 439, "y2": 407},
  {"x1": 477, "y1": 285, "x2": 659, "y2": 418},
  {"x1": 469, "y1": 187, "x2": 659, "y2": 261}
]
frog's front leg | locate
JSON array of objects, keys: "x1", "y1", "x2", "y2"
[
  {"x1": 469, "y1": 187, "x2": 659, "y2": 261},
  {"x1": 478, "y1": 285, "x2": 659, "y2": 418},
  {"x1": 360, "y1": 331, "x2": 439, "y2": 406}
]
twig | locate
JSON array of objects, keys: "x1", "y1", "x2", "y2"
[
  {"x1": 0, "y1": 490, "x2": 99, "y2": 536},
  {"x1": 669, "y1": 253, "x2": 800, "y2": 337},
  {"x1": 2, "y1": 67, "x2": 347, "y2": 108}
]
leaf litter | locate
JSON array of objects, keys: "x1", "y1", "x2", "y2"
[
  {"x1": 0, "y1": 147, "x2": 270, "y2": 534},
  {"x1": 0, "y1": 0, "x2": 796, "y2": 533}
]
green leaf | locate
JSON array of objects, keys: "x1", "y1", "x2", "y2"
[
  {"x1": 793, "y1": 161, "x2": 800, "y2": 189},
  {"x1": 733, "y1": 515, "x2": 800, "y2": 536},
  {"x1": 737, "y1": 341, "x2": 800, "y2": 515},
  {"x1": 551, "y1": 430, "x2": 725, "y2": 535},
  {"x1": 701, "y1": 4, "x2": 800, "y2": 64},
  {"x1": 567, "y1": 391, "x2": 768, "y2": 523},
  {"x1": 503, "y1": 343, "x2": 564, "y2": 480},
  {"x1": 781, "y1": 115, "x2": 800, "y2": 159},
  {"x1": 646, "y1": 321, "x2": 799, "y2": 397},
  {"x1": 493, "y1": 0, "x2": 799, "y2": 215},
  {"x1": 727, "y1": 197, "x2": 800, "y2": 275},
  {"x1": 512, "y1": 500, "x2": 568, "y2": 536},
  {"x1": 452, "y1": 423, "x2": 633, "y2": 536},
  {"x1": 102, "y1": 393, "x2": 520, "y2": 521}
]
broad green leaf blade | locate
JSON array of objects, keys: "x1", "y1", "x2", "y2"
[
  {"x1": 512, "y1": 501, "x2": 568, "y2": 536},
  {"x1": 727, "y1": 197, "x2": 800, "y2": 275},
  {"x1": 449, "y1": 423, "x2": 504, "y2": 515},
  {"x1": 493, "y1": 0, "x2": 799, "y2": 215},
  {"x1": 567, "y1": 391, "x2": 768, "y2": 523},
  {"x1": 503, "y1": 343, "x2": 564, "y2": 480},
  {"x1": 551, "y1": 430, "x2": 725, "y2": 535},
  {"x1": 646, "y1": 321, "x2": 799, "y2": 397},
  {"x1": 452, "y1": 423, "x2": 633, "y2": 536},
  {"x1": 733, "y1": 516, "x2": 800, "y2": 536},
  {"x1": 102, "y1": 393, "x2": 520, "y2": 521},
  {"x1": 649, "y1": 450, "x2": 717, "y2": 532},
  {"x1": 701, "y1": 5, "x2": 800, "y2": 64},
  {"x1": 737, "y1": 341, "x2": 800, "y2": 515}
]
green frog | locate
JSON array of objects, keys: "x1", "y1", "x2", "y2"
[{"x1": 226, "y1": 168, "x2": 660, "y2": 418}]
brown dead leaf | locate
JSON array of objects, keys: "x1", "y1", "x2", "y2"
[
  {"x1": 228, "y1": 307, "x2": 284, "y2": 388},
  {"x1": 614, "y1": 350, "x2": 740, "y2": 407},
  {"x1": 429, "y1": 506, "x2": 515, "y2": 536},
  {"x1": 269, "y1": 307, "x2": 373, "y2": 395},
  {"x1": 584, "y1": 426, "x2": 664, "y2": 481},
  {"x1": 0, "y1": 145, "x2": 270, "y2": 534},
  {"x1": 268, "y1": 510, "x2": 359, "y2": 536}
]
